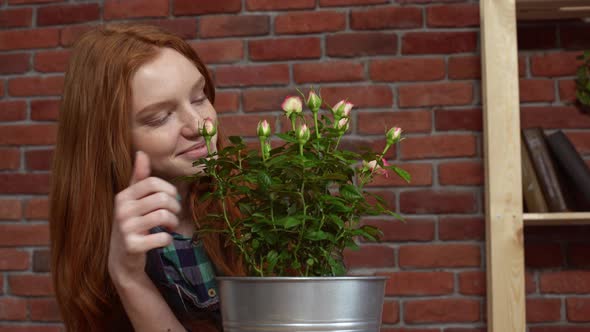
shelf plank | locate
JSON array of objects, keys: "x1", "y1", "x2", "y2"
[
  {"x1": 523, "y1": 212, "x2": 590, "y2": 225},
  {"x1": 481, "y1": 1, "x2": 526, "y2": 331},
  {"x1": 517, "y1": 0, "x2": 590, "y2": 20}
]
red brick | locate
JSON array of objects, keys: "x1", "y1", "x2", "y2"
[
  {"x1": 400, "y1": 134, "x2": 477, "y2": 159},
  {"x1": 531, "y1": 52, "x2": 583, "y2": 77},
  {"x1": 451, "y1": 55, "x2": 525, "y2": 80},
  {"x1": 427, "y1": 4, "x2": 479, "y2": 27},
  {"x1": 436, "y1": 108, "x2": 482, "y2": 131},
  {"x1": 320, "y1": 85, "x2": 393, "y2": 108},
  {"x1": 365, "y1": 163, "x2": 432, "y2": 187},
  {"x1": 138, "y1": 18, "x2": 198, "y2": 39},
  {"x1": 403, "y1": 32, "x2": 477, "y2": 54},
  {"x1": 0, "y1": 249, "x2": 29, "y2": 270},
  {"x1": 401, "y1": 189, "x2": 477, "y2": 214},
  {"x1": 218, "y1": 114, "x2": 278, "y2": 137},
  {"x1": 568, "y1": 243, "x2": 590, "y2": 268},
  {"x1": 379, "y1": 271, "x2": 453, "y2": 296},
  {"x1": 8, "y1": 274, "x2": 53, "y2": 296},
  {"x1": 560, "y1": 25, "x2": 590, "y2": 50},
  {"x1": 215, "y1": 65, "x2": 289, "y2": 87},
  {"x1": 38, "y1": 4, "x2": 99, "y2": 26},
  {"x1": 0, "y1": 28, "x2": 59, "y2": 51},
  {"x1": 26, "y1": 149, "x2": 54, "y2": 171},
  {"x1": 0, "y1": 148, "x2": 20, "y2": 171},
  {"x1": 404, "y1": 299, "x2": 480, "y2": 323},
  {"x1": 0, "y1": 101, "x2": 27, "y2": 122},
  {"x1": 439, "y1": 161, "x2": 483, "y2": 185},
  {"x1": 59, "y1": 24, "x2": 96, "y2": 47},
  {"x1": 519, "y1": 79, "x2": 555, "y2": 103},
  {"x1": 321, "y1": 0, "x2": 387, "y2": 6},
  {"x1": 104, "y1": 0, "x2": 168, "y2": 20},
  {"x1": 567, "y1": 297, "x2": 590, "y2": 322},
  {"x1": 567, "y1": 132, "x2": 590, "y2": 153},
  {"x1": 358, "y1": 111, "x2": 431, "y2": 135},
  {"x1": 34, "y1": 50, "x2": 71, "y2": 73},
  {"x1": 398, "y1": 82, "x2": 473, "y2": 107},
  {"x1": 0, "y1": 224, "x2": 50, "y2": 246},
  {"x1": 540, "y1": 271, "x2": 590, "y2": 293},
  {"x1": 213, "y1": 91, "x2": 239, "y2": 113},
  {"x1": 399, "y1": 244, "x2": 480, "y2": 268},
  {"x1": 199, "y1": 15, "x2": 269, "y2": 38},
  {"x1": 0, "y1": 124, "x2": 57, "y2": 145},
  {"x1": 530, "y1": 328, "x2": 590, "y2": 332},
  {"x1": 26, "y1": 198, "x2": 49, "y2": 221},
  {"x1": 361, "y1": 218, "x2": 435, "y2": 242},
  {"x1": 0, "y1": 83, "x2": 4, "y2": 97},
  {"x1": 525, "y1": 243, "x2": 562, "y2": 268},
  {"x1": 247, "y1": 0, "x2": 315, "y2": 10},
  {"x1": 0, "y1": 53, "x2": 29, "y2": 74},
  {"x1": 191, "y1": 40, "x2": 243, "y2": 64},
  {"x1": 381, "y1": 301, "x2": 399, "y2": 324},
  {"x1": 327, "y1": 32, "x2": 397, "y2": 57},
  {"x1": 0, "y1": 8, "x2": 32, "y2": 28},
  {"x1": 276, "y1": 11, "x2": 345, "y2": 34},
  {"x1": 294, "y1": 61, "x2": 364, "y2": 84},
  {"x1": 459, "y1": 271, "x2": 485, "y2": 295},
  {"x1": 243, "y1": 88, "x2": 292, "y2": 112},
  {"x1": 343, "y1": 245, "x2": 395, "y2": 268},
  {"x1": 0, "y1": 325, "x2": 62, "y2": 332},
  {"x1": 338, "y1": 136, "x2": 397, "y2": 160},
  {"x1": 249, "y1": 38, "x2": 320, "y2": 61},
  {"x1": 517, "y1": 25, "x2": 557, "y2": 50},
  {"x1": 8, "y1": 76, "x2": 64, "y2": 97},
  {"x1": 29, "y1": 298, "x2": 61, "y2": 322},
  {"x1": 362, "y1": 189, "x2": 396, "y2": 210},
  {"x1": 559, "y1": 79, "x2": 576, "y2": 102},
  {"x1": 0, "y1": 298, "x2": 27, "y2": 320},
  {"x1": 370, "y1": 58, "x2": 444, "y2": 82},
  {"x1": 521, "y1": 106, "x2": 590, "y2": 129},
  {"x1": 174, "y1": 0, "x2": 241, "y2": 15},
  {"x1": 0, "y1": 199, "x2": 21, "y2": 220},
  {"x1": 31, "y1": 99, "x2": 60, "y2": 121},
  {"x1": 439, "y1": 217, "x2": 484, "y2": 241},
  {"x1": 0, "y1": 174, "x2": 51, "y2": 194},
  {"x1": 8, "y1": 0, "x2": 63, "y2": 3},
  {"x1": 351, "y1": 6, "x2": 422, "y2": 30},
  {"x1": 33, "y1": 249, "x2": 50, "y2": 272},
  {"x1": 527, "y1": 298, "x2": 561, "y2": 323}
]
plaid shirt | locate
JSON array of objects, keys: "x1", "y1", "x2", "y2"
[{"x1": 145, "y1": 226, "x2": 222, "y2": 331}]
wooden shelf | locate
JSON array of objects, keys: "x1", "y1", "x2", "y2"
[
  {"x1": 517, "y1": 0, "x2": 590, "y2": 20},
  {"x1": 523, "y1": 212, "x2": 590, "y2": 225}
]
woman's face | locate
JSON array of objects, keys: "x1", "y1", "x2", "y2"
[{"x1": 130, "y1": 47, "x2": 217, "y2": 180}]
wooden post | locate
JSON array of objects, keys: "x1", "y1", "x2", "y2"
[{"x1": 480, "y1": 0, "x2": 526, "y2": 331}]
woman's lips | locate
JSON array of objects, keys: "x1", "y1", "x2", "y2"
[{"x1": 178, "y1": 144, "x2": 208, "y2": 159}]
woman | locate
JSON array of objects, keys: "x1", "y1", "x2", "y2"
[{"x1": 49, "y1": 23, "x2": 244, "y2": 331}]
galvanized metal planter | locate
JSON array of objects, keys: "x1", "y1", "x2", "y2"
[{"x1": 216, "y1": 276, "x2": 387, "y2": 332}]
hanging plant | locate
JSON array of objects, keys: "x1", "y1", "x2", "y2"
[{"x1": 575, "y1": 50, "x2": 590, "y2": 114}]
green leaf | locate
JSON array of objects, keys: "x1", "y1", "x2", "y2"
[
  {"x1": 391, "y1": 166, "x2": 411, "y2": 183},
  {"x1": 229, "y1": 136, "x2": 243, "y2": 145},
  {"x1": 257, "y1": 172, "x2": 272, "y2": 187},
  {"x1": 305, "y1": 230, "x2": 328, "y2": 241},
  {"x1": 340, "y1": 184, "x2": 363, "y2": 201},
  {"x1": 276, "y1": 133, "x2": 299, "y2": 144}
]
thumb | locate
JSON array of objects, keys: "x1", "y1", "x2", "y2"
[{"x1": 130, "y1": 151, "x2": 151, "y2": 186}]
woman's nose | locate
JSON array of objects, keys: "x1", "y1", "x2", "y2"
[{"x1": 179, "y1": 105, "x2": 202, "y2": 137}]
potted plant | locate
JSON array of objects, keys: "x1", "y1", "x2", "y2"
[
  {"x1": 189, "y1": 89, "x2": 410, "y2": 331},
  {"x1": 576, "y1": 50, "x2": 590, "y2": 114}
]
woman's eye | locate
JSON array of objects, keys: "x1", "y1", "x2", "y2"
[
  {"x1": 145, "y1": 112, "x2": 172, "y2": 127},
  {"x1": 191, "y1": 97, "x2": 207, "y2": 105}
]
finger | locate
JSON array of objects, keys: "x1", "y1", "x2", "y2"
[
  {"x1": 127, "y1": 232, "x2": 173, "y2": 254},
  {"x1": 134, "y1": 192, "x2": 182, "y2": 216},
  {"x1": 130, "y1": 151, "x2": 151, "y2": 186},
  {"x1": 126, "y1": 176, "x2": 178, "y2": 201},
  {"x1": 126, "y1": 208, "x2": 180, "y2": 234}
]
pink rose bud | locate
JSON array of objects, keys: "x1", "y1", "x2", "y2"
[
  {"x1": 336, "y1": 118, "x2": 349, "y2": 132},
  {"x1": 307, "y1": 91, "x2": 322, "y2": 112},
  {"x1": 364, "y1": 158, "x2": 390, "y2": 178},
  {"x1": 343, "y1": 102, "x2": 353, "y2": 117},
  {"x1": 296, "y1": 124, "x2": 310, "y2": 144},
  {"x1": 257, "y1": 120, "x2": 271, "y2": 138},
  {"x1": 202, "y1": 117, "x2": 217, "y2": 137},
  {"x1": 386, "y1": 127, "x2": 402, "y2": 146},
  {"x1": 332, "y1": 100, "x2": 353, "y2": 118},
  {"x1": 282, "y1": 96, "x2": 303, "y2": 117}
]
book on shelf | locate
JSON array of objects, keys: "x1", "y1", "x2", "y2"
[
  {"x1": 521, "y1": 128, "x2": 568, "y2": 212},
  {"x1": 545, "y1": 130, "x2": 590, "y2": 211},
  {"x1": 521, "y1": 136, "x2": 549, "y2": 213}
]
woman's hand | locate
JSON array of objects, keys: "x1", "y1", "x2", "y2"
[{"x1": 108, "y1": 150, "x2": 181, "y2": 286}]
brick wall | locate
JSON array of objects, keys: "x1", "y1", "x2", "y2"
[{"x1": 0, "y1": 0, "x2": 589, "y2": 331}]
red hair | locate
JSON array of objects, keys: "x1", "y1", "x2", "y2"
[{"x1": 49, "y1": 23, "x2": 244, "y2": 331}]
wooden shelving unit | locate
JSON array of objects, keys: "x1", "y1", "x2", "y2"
[{"x1": 481, "y1": 1, "x2": 590, "y2": 331}]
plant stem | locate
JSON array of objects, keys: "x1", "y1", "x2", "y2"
[
  {"x1": 299, "y1": 144, "x2": 303, "y2": 156},
  {"x1": 334, "y1": 135, "x2": 342, "y2": 151},
  {"x1": 313, "y1": 112, "x2": 320, "y2": 139}
]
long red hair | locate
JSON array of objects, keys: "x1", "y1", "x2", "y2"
[{"x1": 49, "y1": 23, "x2": 244, "y2": 331}]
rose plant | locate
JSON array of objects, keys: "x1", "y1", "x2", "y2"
[
  {"x1": 576, "y1": 50, "x2": 590, "y2": 114},
  {"x1": 186, "y1": 89, "x2": 410, "y2": 277}
]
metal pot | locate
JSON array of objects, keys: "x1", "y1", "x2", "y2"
[{"x1": 216, "y1": 276, "x2": 387, "y2": 332}]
